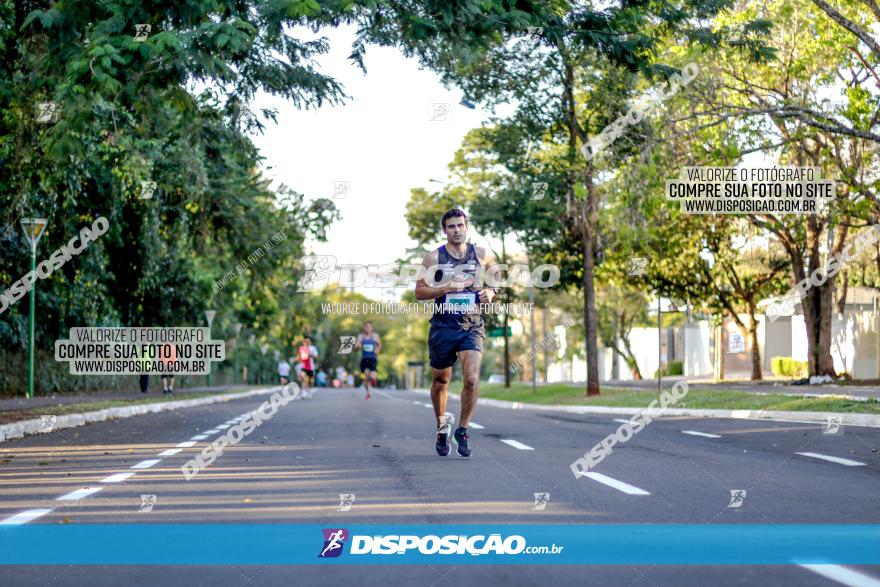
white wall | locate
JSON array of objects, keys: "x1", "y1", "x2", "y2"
[
  {"x1": 763, "y1": 315, "x2": 792, "y2": 370},
  {"x1": 683, "y1": 321, "x2": 712, "y2": 377},
  {"x1": 832, "y1": 311, "x2": 879, "y2": 379},
  {"x1": 790, "y1": 315, "x2": 808, "y2": 362}
]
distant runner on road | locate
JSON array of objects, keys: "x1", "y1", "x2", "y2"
[
  {"x1": 414, "y1": 207, "x2": 501, "y2": 458},
  {"x1": 354, "y1": 321, "x2": 381, "y2": 400},
  {"x1": 297, "y1": 338, "x2": 318, "y2": 399}
]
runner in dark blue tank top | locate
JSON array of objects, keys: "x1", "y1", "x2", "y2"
[
  {"x1": 354, "y1": 321, "x2": 381, "y2": 400},
  {"x1": 415, "y1": 208, "x2": 502, "y2": 458}
]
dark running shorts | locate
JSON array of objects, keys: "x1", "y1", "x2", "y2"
[
  {"x1": 428, "y1": 326, "x2": 484, "y2": 369},
  {"x1": 302, "y1": 369, "x2": 314, "y2": 378},
  {"x1": 360, "y1": 358, "x2": 377, "y2": 372}
]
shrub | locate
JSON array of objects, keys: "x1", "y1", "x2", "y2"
[
  {"x1": 771, "y1": 356, "x2": 808, "y2": 378},
  {"x1": 654, "y1": 360, "x2": 683, "y2": 377}
]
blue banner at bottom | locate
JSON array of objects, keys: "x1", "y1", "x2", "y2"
[{"x1": 0, "y1": 524, "x2": 877, "y2": 565}]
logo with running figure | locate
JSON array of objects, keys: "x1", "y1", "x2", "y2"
[
  {"x1": 318, "y1": 528, "x2": 349, "y2": 558},
  {"x1": 298, "y1": 255, "x2": 337, "y2": 292},
  {"x1": 337, "y1": 336, "x2": 356, "y2": 355}
]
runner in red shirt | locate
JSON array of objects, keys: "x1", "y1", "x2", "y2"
[{"x1": 297, "y1": 337, "x2": 318, "y2": 399}]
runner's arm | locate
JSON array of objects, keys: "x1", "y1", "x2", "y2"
[
  {"x1": 374, "y1": 334, "x2": 382, "y2": 354},
  {"x1": 476, "y1": 246, "x2": 500, "y2": 303},
  {"x1": 414, "y1": 250, "x2": 462, "y2": 300},
  {"x1": 354, "y1": 333, "x2": 362, "y2": 350}
]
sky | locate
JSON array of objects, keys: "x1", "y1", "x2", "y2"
[{"x1": 249, "y1": 25, "x2": 510, "y2": 301}]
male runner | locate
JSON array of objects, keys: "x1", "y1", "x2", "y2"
[
  {"x1": 414, "y1": 208, "x2": 500, "y2": 457},
  {"x1": 277, "y1": 357, "x2": 291, "y2": 386},
  {"x1": 354, "y1": 321, "x2": 382, "y2": 400},
  {"x1": 297, "y1": 338, "x2": 319, "y2": 399}
]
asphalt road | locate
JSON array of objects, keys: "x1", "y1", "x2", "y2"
[{"x1": 1, "y1": 385, "x2": 879, "y2": 586}]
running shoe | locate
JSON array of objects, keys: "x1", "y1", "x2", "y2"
[
  {"x1": 454, "y1": 427, "x2": 471, "y2": 457},
  {"x1": 436, "y1": 416, "x2": 452, "y2": 456}
]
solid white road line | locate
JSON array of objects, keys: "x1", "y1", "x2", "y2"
[
  {"x1": 796, "y1": 452, "x2": 866, "y2": 467},
  {"x1": 176, "y1": 441, "x2": 197, "y2": 448},
  {"x1": 799, "y1": 564, "x2": 880, "y2": 587},
  {"x1": 0, "y1": 509, "x2": 53, "y2": 525},
  {"x1": 130, "y1": 459, "x2": 161, "y2": 469},
  {"x1": 0, "y1": 508, "x2": 52, "y2": 526},
  {"x1": 191, "y1": 434, "x2": 209, "y2": 440},
  {"x1": 681, "y1": 430, "x2": 722, "y2": 438},
  {"x1": 100, "y1": 472, "x2": 134, "y2": 483},
  {"x1": 57, "y1": 487, "x2": 103, "y2": 501},
  {"x1": 500, "y1": 439, "x2": 535, "y2": 451},
  {"x1": 158, "y1": 448, "x2": 182, "y2": 456},
  {"x1": 578, "y1": 472, "x2": 651, "y2": 495},
  {"x1": 468, "y1": 423, "x2": 485, "y2": 430}
]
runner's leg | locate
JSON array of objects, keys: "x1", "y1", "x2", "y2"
[
  {"x1": 458, "y1": 350, "x2": 482, "y2": 427},
  {"x1": 430, "y1": 367, "x2": 451, "y2": 428}
]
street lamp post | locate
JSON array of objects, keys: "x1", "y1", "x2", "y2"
[
  {"x1": 233, "y1": 322, "x2": 243, "y2": 384},
  {"x1": 20, "y1": 218, "x2": 48, "y2": 399},
  {"x1": 260, "y1": 343, "x2": 269, "y2": 384},
  {"x1": 204, "y1": 310, "x2": 216, "y2": 388},
  {"x1": 247, "y1": 334, "x2": 256, "y2": 383}
]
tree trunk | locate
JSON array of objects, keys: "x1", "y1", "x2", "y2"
[
  {"x1": 502, "y1": 239, "x2": 511, "y2": 387},
  {"x1": 502, "y1": 309, "x2": 510, "y2": 387},
  {"x1": 748, "y1": 308, "x2": 762, "y2": 381},
  {"x1": 581, "y1": 228, "x2": 600, "y2": 396},
  {"x1": 714, "y1": 322, "x2": 725, "y2": 381}
]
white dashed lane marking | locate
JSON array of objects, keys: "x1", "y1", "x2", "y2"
[
  {"x1": 203, "y1": 429, "x2": 221, "y2": 435},
  {"x1": 57, "y1": 487, "x2": 103, "y2": 501},
  {"x1": 577, "y1": 472, "x2": 651, "y2": 495},
  {"x1": 100, "y1": 472, "x2": 134, "y2": 483},
  {"x1": 799, "y1": 564, "x2": 880, "y2": 587},
  {"x1": 176, "y1": 441, "x2": 197, "y2": 448},
  {"x1": 191, "y1": 434, "x2": 209, "y2": 440},
  {"x1": 681, "y1": 430, "x2": 722, "y2": 438},
  {"x1": 613, "y1": 419, "x2": 631, "y2": 424},
  {"x1": 0, "y1": 509, "x2": 53, "y2": 525},
  {"x1": 500, "y1": 439, "x2": 534, "y2": 451},
  {"x1": 130, "y1": 459, "x2": 161, "y2": 469},
  {"x1": 468, "y1": 422, "x2": 485, "y2": 429},
  {"x1": 158, "y1": 448, "x2": 182, "y2": 456},
  {"x1": 796, "y1": 452, "x2": 866, "y2": 467}
]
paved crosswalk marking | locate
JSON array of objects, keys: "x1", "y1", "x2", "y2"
[
  {"x1": 0, "y1": 509, "x2": 53, "y2": 525},
  {"x1": 130, "y1": 459, "x2": 161, "y2": 469},
  {"x1": 57, "y1": 487, "x2": 103, "y2": 501}
]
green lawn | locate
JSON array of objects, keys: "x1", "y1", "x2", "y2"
[
  {"x1": 0, "y1": 388, "x2": 261, "y2": 425},
  {"x1": 478, "y1": 383, "x2": 880, "y2": 414}
]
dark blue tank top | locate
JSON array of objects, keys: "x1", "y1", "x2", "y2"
[
  {"x1": 429, "y1": 243, "x2": 484, "y2": 331},
  {"x1": 361, "y1": 335, "x2": 377, "y2": 359}
]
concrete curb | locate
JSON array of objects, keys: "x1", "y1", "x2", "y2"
[
  {"x1": 0, "y1": 387, "x2": 280, "y2": 444},
  {"x1": 407, "y1": 389, "x2": 880, "y2": 428}
]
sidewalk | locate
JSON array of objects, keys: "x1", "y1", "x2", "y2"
[
  {"x1": 0, "y1": 384, "x2": 255, "y2": 412},
  {"x1": 567, "y1": 377, "x2": 880, "y2": 400}
]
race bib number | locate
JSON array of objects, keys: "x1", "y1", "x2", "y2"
[
  {"x1": 363, "y1": 343, "x2": 375, "y2": 352},
  {"x1": 445, "y1": 292, "x2": 477, "y2": 312}
]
